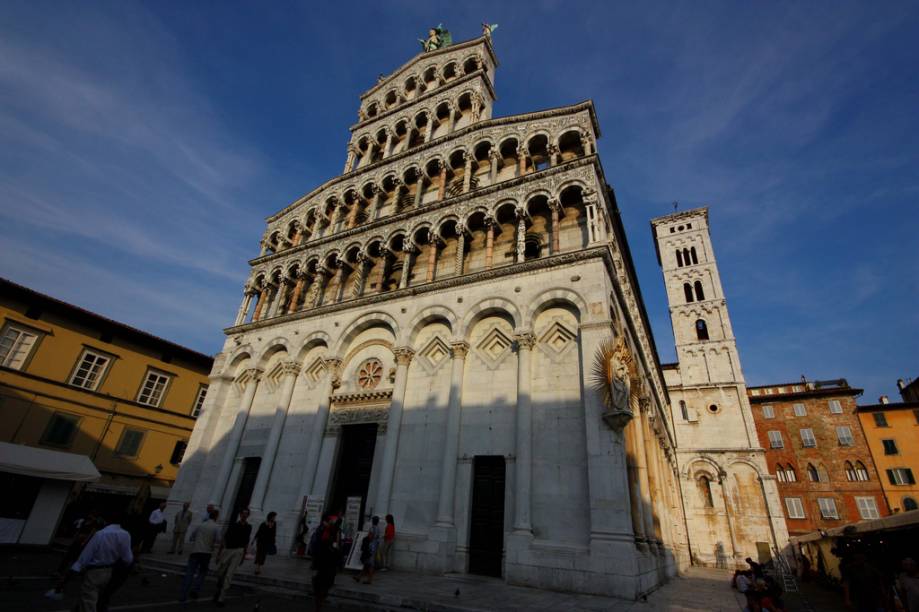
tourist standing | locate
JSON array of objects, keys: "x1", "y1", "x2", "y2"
[
  {"x1": 168, "y1": 502, "x2": 194, "y2": 554},
  {"x1": 213, "y1": 508, "x2": 251, "y2": 607},
  {"x1": 898, "y1": 558, "x2": 919, "y2": 612},
  {"x1": 380, "y1": 514, "x2": 395, "y2": 571},
  {"x1": 180, "y1": 508, "x2": 220, "y2": 602},
  {"x1": 354, "y1": 532, "x2": 375, "y2": 584},
  {"x1": 68, "y1": 510, "x2": 134, "y2": 611},
  {"x1": 142, "y1": 501, "x2": 167, "y2": 553},
  {"x1": 311, "y1": 513, "x2": 341, "y2": 612},
  {"x1": 253, "y1": 511, "x2": 277, "y2": 576},
  {"x1": 368, "y1": 515, "x2": 382, "y2": 566}
]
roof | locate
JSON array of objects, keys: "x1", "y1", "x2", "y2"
[
  {"x1": 791, "y1": 509, "x2": 919, "y2": 543},
  {"x1": 1, "y1": 278, "x2": 213, "y2": 370},
  {"x1": 747, "y1": 386, "x2": 863, "y2": 402},
  {"x1": 857, "y1": 400, "x2": 919, "y2": 413},
  {"x1": 0, "y1": 441, "x2": 100, "y2": 482}
]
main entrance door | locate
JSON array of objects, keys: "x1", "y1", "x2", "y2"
[
  {"x1": 328, "y1": 423, "x2": 378, "y2": 529},
  {"x1": 231, "y1": 457, "x2": 261, "y2": 520},
  {"x1": 468, "y1": 455, "x2": 506, "y2": 577}
]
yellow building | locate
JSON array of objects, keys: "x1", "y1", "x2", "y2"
[
  {"x1": 857, "y1": 399, "x2": 919, "y2": 514},
  {"x1": 0, "y1": 278, "x2": 212, "y2": 535}
]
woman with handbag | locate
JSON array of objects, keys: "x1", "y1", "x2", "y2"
[{"x1": 252, "y1": 512, "x2": 277, "y2": 576}]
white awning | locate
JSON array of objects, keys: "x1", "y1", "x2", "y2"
[{"x1": 0, "y1": 442, "x2": 100, "y2": 482}]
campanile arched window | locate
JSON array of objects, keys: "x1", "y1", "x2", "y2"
[
  {"x1": 684, "y1": 283, "x2": 694, "y2": 303},
  {"x1": 680, "y1": 400, "x2": 689, "y2": 420},
  {"x1": 676, "y1": 249, "x2": 684, "y2": 267},
  {"x1": 694, "y1": 280, "x2": 705, "y2": 301},
  {"x1": 695, "y1": 319, "x2": 709, "y2": 341},
  {"x1": 690, "y1": 246, "x2": 698, "y2": 264}
]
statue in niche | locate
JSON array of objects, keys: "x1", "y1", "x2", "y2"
[
  {"x1": 591, "y1": 335, "x2": 635, "y2": 431},
  {"x1": 419, "y1": 24, "x2": 452, "y2": 52}
]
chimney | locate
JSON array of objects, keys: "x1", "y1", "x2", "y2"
[
  {"x1": 879, "y1": 395, "x2": 889, "y2": 404},
  {"x1": 898, "y1": 379, "x2": 906, "y2": 390}
]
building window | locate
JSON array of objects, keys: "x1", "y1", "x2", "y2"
[
  {"x1": 913, "y1": 410, "x2": 919, "y2": 425},
  {"x1": 855, "y1": 461, "x2": 870, "y2": 481},
  {"x1": 70, "y1": 350, "x2": 111, "y2": 391},
  {"x1": 697, "y1": 475, "x2": 714, "y2": 508},
  {"x1": 807, "y1": 463, "x2": 820, "y2": 482},
  {"x1": 192, "y1": 385, "x2": 208, "y2": 417},
  {"x1": 855, "y1": 497, "x2": 880, "y2": 520},
  {"x1": 680, "y1": 400, "x2": 689, "y2": 421},
  {"x1": 170, "y1": 440, "x2": 188, "y2": 465},
  {"x1": 793, "y1": 403, "x2": 807, "y2": 417},
  {"x1": 41, "y1": 413, "x2": 80, "y2": 447},
  {"x1": 785, "y1": 497, "x2": 805, "y2": 519},
  {"x1": 137, "y1": 370, "x2": 171, "y2": 407},
  {"x1": 887, "y1": 468, "x2": 916, "y2": 486},
  {"x1": 903, "y1": 497, "x2": 918, "y2": 511},
  {"x1": 683, "y1": 283, "x2": 694, "y2": 303},
  {"x1": 785, "y1": 465, "x2": 798, "y2": 482},
  {"x1": 800, "y1": 428, "x2": 816, "y2": 448},
  {"x1": 828, "y1": 399, "x2": 843, "y2": 414},
  {"x1": 762, "y1": 405, "x2": 775, "y2": 419},
  {"x1": 882, "y1": 439, "x2": 899, "y2": 455},
  {"x1": 676, "y1": 249, "x2": 684, "y2": 267},
  {"x1": 357, "y1": 358, "x2": 384, "y2": 390},
  {"x1": 776, "y1": 464, "x2": 787, "y2": 482},
  {"x1": 818, "y1": 498, "x2": 839, "y2": 519},
  {"x1": 690, "y1": 246, "x2": 699, "y2": 264},
  {"x1": 695, "y1": 319, "x2": 709, "y2": 341},
  {"x1": 768, "y1": 430, "x2": 784, "y2": 449},
  {"x1": 0, "y1": 323, "x2": 40, "y2": 370},
  {"x1": 873, "y1": 412, "x2": 889, "y2": 427},
  {"x1": 837, "y1": 426, "x2": 854, "y2": 447},
  {"x1": 115, "y1": 428, "x2": 145, "y2": 457},
  {"x1": 693, "y1": 280, "x2": 705, "y2": 301}
]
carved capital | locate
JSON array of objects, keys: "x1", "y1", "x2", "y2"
[
  {"x1": 450, "y1": 341, "x2": 470, "y2": 359},
  {"x1": 393, "y1": 347, "x2": 415, "y2": 366},
  {"x1": 514, "y1": 332, "x2": 536, "y2": 350},
  {"x1": 279, "y1": 360, "x2": 301, "y2": 377},
  {"x1": 323, "y1": 357, "x2": 343, "y2": 388},
  {"x1": 241, "y1": 367, "x2": 264, "y2": 383}
]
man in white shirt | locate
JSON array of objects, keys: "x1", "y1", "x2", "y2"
[
  {"x1": 180, "y1": 508, "x2": 221, "y2": 602},
  {"x1": 69, "y1": 512, "x2": 133, "y2": 611},
  {"x1": 142, "y1": 501, "x2": 167, "y2": 553}
]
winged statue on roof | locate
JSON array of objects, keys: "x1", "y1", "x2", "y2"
[{"x1": 419, "y1": 24, "x2": 452, "y2": 52}]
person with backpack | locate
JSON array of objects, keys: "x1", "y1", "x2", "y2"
[{"x1": 353, "y1": 532, "x2": 375, "y2": 585}]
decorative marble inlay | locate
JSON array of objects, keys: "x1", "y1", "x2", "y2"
[
  {"x1": 476, "y1": 327, "x2": 512, "y2": 368},
  {"x1": 357, "y1": 358, "x2": 384, "y2": 389},
  {"x1": 539, "y1": 321, "x2": 577, "y2": 355},
  {"x1": 419, "y1": 336, "x2": 451, "y2": 371}
]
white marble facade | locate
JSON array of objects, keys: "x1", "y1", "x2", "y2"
[{"x1": 170, "y1": 36, "x2": 690, "y2": 598}]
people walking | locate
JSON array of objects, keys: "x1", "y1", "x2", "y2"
[
  {"x1": 380, "y1": 514, "x2": 395, "y2": 571},
  {"x1": 180, "y1": 508, "x2": 220, "y2": 602},
  {"x1": 311, "y1": 513, "x2": 341, "y2": 612},
  {"x1": 213, "y1": 508, "x2": 251, "y2": 607},
  {"x1": 253, "y1": 511, "x2": 277, "y2": 576},
  {"x1": 67, "y1": 510, "x2": 134, "y2": 612},
  {"x1": 354, "y1": 532, "x2": 375, "y2": 584},
  {"x1": 141, "y1": 501, "x2": 167, "y2": 553},
  {"x1": 294, "y1": 511, "x2": 309, "y2": 557},
  {"x1": 168, "y1": 502, "x2": 194, "y2": 554}
]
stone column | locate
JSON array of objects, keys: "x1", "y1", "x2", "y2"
[
  {"x1": 399, "y1": 241, "x2": 415, "y2": 289},
  {"x1": 425, "y1": 233, "x2": 440, "y2": 282},
  {"x1": 234, "y1": 289, "x2": 254, "y2": 326},
  {"x1": 462, "y1": 152, "x2": 473, "y2": 193},
  {"x1": 250, "y1": 361, "x2": 300, "y2": 510},
  {"x1": 328, "y1": 204, "x2": 342, "y2": 235},
  {"x1": 375, "y1": 247, "x2": 391, "y2": 294},
  {"x1": 632, "y1": 399, "x2": 656, "y2": 546},
  {"x1": 547, "y1": 143, "x2": 559, "y2": 167},
  {"x1": 515, "y1": 209, "x2": 527, "y2": 263},
  {"x1": 268, "y1": 279, "x2": 290, "y2": 318},
  {"x1": 471, "y1": 95, "x2": 482, "y2": 121},
  {"x1": 374, "y1": 348, "x2": 414, "y2": 516},
  {"x1": 287, "y1": 274, "x2": 306, "y2": 314},
  {"x1": 447, "y1": 106, "x2": 457, "y2": 133},
  {"x1": 346, "y1": 201, "x2": 360, "y2": 229},
  {"x1": 344, "y1": 146, "x2": 356, "y2": 173},
  {"x1": 414, "y1": 175, "x2": 425, "y2": 208},
  {"x1": 371, "y1": 187, "x2": 383, "y2": 221},
  {"x1": 211, "y1": 368, "x2": 262, "y2": 509},
  {"x1": 549, "y1": 199, "x2": 561, "y2": 254},
  {"x1": 484, "y1": 217, "x2": 495, "y2": 270},
  {"x1": 252, "y1": 288, "x2": 268, "y2": 322},
  {"x1": 331, "y1": 259, "x2": 348, "y2": 304},
  {"x1": 637, "y1": 399, "x2": 663, "y2": 552},
  {"x1": 719, "y1": 472, "x2": 740, "y2": 562},
  {"x1": 437, "y1": 162, "x2": 448, "y2": 201},
  {"x1": 623, "y1": 404, "x2": 649, "y2": 547},
  {"x1": 454, "y1": 224, "x2": 465, "y2": 276},
  {"x1": 291, "y1": 224, "x2": 303, "y2": 247},
  {"x1": 512, "y1": 332, "x2": 535, "y2": 533},
  {"x1": 489, "y1": 149, "x2": 500, "y2": 184},
  {"x1": 302, "y1": 274, "x2": 320, "y2": 310},
  {"x1": 383, "y1": 130, "x2": 394, "y2": 158},
  {"x1": 517, "y1": 146, "x2": 527, "y2": 177},
  {"x1": 434, "y1": 342, "x2": 469, "y2": 526},
  {"x1": 296, "y1": 358, "x2": 341, "y2": 502},
  {"x1": 351, "y1": 252, "x2": 369, "y2": 298},
  {"x1": 424, "y1": 116, "x2": 434, "y2": 143},
  {"x1": 309, "y1": 267, "x2": 329, "y2": 308}
]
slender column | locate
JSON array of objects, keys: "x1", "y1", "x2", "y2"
[
  {"x1": 252, "y1": 288, "x2": 268, "y2": 321},
  {"x1": 211, "y1": 369, "x2": 262, "y2": 509},
  {"x1": 424, "y1": 116, "x2": 434, "y2": 142},
  {"x1": 719, "y1": 472, "x2": 740, "y2": 562},
  {"x1": 371, "y1": 188, "x2": 383, "y2": 220},
  {"x1": 517, "y1": 147, "x2": 527, "y2": 176},
  {"x1": 331, "y1": 260, "x2": 347, "y2": 303},
  {"x1": 454, "y1": 224, "x2": 465, "y2": 276},
  {"x1": 414, "y1": 176, "x2": 425, "y2": 208},
  {"x1": 308, "y1": 267, "x2": 329, "y2": 307},
  {"x1": 437, "y1": 162, "x2": 448, "y2": 201},
  {"x1": 489, "y1": 150, "x2": 500, "y2": 184},
  {"x1": 547, "y1": 143, "x2": 559, "y2": 167},
  {"x1": 302, "y1": 274, "x2": 320, "y2": 310},
  {"x1": 286, "y1": 274, "x2": 306, "y2": 314},
  {"x1": 515, "y1": 209, "x2": 527, "y2": 263},
  {"x1": 346, "y1": 201, "x2": 360, "y2": 229},
  {"x1": 258, "y1": 236, "x2": 268, "y2": 256},
  {"x1": 462, "y1": 153, "x2": 473, "y2": 193},
  {"x1": 624, "y1": 405, "x2": 649, "y2": 547},
  {"x1": 447, "y1": 107, "x2": 457, "y2": 133},
  {"x1": 344, "y1": 146, "x2": 356, "y2": 173},
  {"x1": 549, "y1": 199, "x2": 561, "y2": 254},
  {"x1": 327, "y1": 204, "x2": 342, "y2": 235},
  {"x1": 434, "y1": 342, "x2": 469, "y2": 526},
  {"x1": 425, "y1": 233, "x2": 440, "y2": 282},
  {"x1": 351, "y1": 252, "x2": 369, "y2": 298},
  {"x1": 235, "y1": 289, "x2": 254, "y2": 326},
  {"x1": 374, "y1": 348, "x2": 414, "y2": 516},
  {"x1": 399, "y1": 241, "x2": 415, "y2": 289},
  {"x1": 633, "y1": 398, "x2": 659, "y2": 549},
  {"x1": 484, "y1": 218, "x2": 495, "y2": 270},
  {"x1": 268, "y1": 280, "x2": 289, "y2": 318},
  {"x1": 296, "y1": 358, "x2": 341, "y2": 501},
  {"x1": 471, "y1": 95, "x2": 482, "y2": 121},
  {"x1": 250, "y1": 361, "x2": 300, "y2": 510},
  {"x1": 374, "y1": 247, "x2": 391, "y2": 294},
  {"x1": 291, "y1": 223, "x2": 303, "y2": 247},
  {"x1": 383, "y1": 130, "x2": 394, "y2": 158},
  {"x1": 512, "y1": 332, "x2": 535, "y2": 533}
]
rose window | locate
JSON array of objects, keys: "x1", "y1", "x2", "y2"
[{"x1": 357, "y1": 358, "x2": 383, "y2": 389}]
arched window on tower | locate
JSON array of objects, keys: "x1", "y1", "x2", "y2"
[
  {"x1": 695, "y1": 319, "x2": 709, "y2": 341},
  {"x1": 694, "y1": 280, "x2": 705, "y2": 301},
  {"x1": 807, "y1": 463, "x2": 820, "y2": 482},
  {"x1": 855, "y1": 461, "x2": 870, "y2": 481},
  {"x1": 684, "y1": 283, "x2": 694, "y2": 303},
  {"x1": 845, "y1": 461, "x2": 857, "y2": 481},
  {"x1": 680, "y1": 400, "x2": 689, "y2": 421},
  {"x1": 683, "y1": 248, "x2": 690, "y2": 266},
  {"x1": 817, "y1": 464, "x2": 830, "y2": 482},
  {"x1": 691, "y1": 246, "x2": 699, "y2": 264},
  {"x1": 676, "y1": 249, "x2": 683, "y2": 267},
  {"x1": 697, "y1": 475, "x2": 714, "y2": 508}
]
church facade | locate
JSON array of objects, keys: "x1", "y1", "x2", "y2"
[{"x1": 169, "y1": 33, "x2": 785, "y2": 597}]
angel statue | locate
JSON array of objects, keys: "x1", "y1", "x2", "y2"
[
  {"x1": 482, "y1": 22, "x2": 498, "y2": 39},
  {"x1": 590, "y1": 335, "x2": 635, "y2": 431},
  {"x1": 419, "y1": 24, "x2": 452, "y2": 52}
]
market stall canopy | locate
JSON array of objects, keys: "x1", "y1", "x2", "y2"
[
  {"x1": 0, "y1": 442, "x2": 100, "y2": 482},
  {"x1": 791, "y1": 509, "x2": 919, "y2": 543}
]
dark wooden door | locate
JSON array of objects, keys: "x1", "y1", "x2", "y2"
[
  {"x1": 328, "y1": 423, "x2": 378, "y2": 528},
  {"x1": 231, "y1": 457, "x2": 261, "y2": 520},
  {"x1": 468, "y1": 455, "x2": 506, "y2": 577}
]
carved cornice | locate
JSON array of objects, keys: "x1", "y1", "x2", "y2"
[
  {"x1": 227, "y1": 247, "x2": 610, "y2": 334},
  {"x1": 327, "y1": 404, "x2": 390, "y2": 434},
  {"x1": 331, "y1": 388, "x2": 393, "y2": 405}
]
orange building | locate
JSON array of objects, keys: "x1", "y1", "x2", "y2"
[{"x1": 858, "y1": 394, "x2": 919, "y2": 514}]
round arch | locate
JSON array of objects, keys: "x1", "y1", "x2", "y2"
[
  {"x1": 524, "y1": 287, "x2": 588, "y2": 327},
  {"x1": 402, "y1": 305, "x2": 458, "y2": 346},
  {"x1": 459, "y1": 297, "x2": 522, "y2": 338},
  {"x1": 334, "y1": 311, "x2": 400, "y2": 356}
]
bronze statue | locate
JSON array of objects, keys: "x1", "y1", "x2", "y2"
[{"x1": 419, "y1": 24, "x2": 452, "y2": 52}]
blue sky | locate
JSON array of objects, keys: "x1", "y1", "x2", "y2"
[{"x1": 2, "y1": 1, "x2": 916, "y2": 401}]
